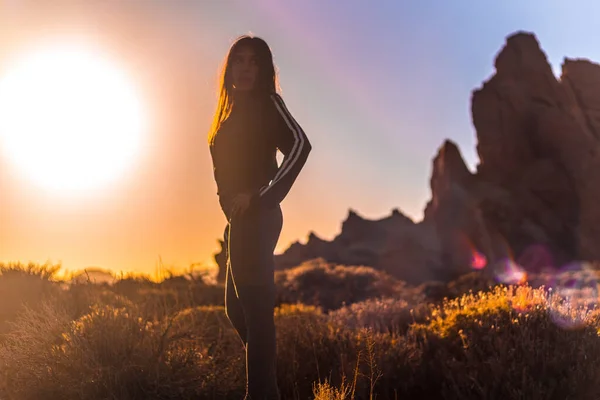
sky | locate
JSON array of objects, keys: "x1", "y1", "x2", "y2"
[{"x1": 1, "y1": 0, "x2": 599, "y2": 278}]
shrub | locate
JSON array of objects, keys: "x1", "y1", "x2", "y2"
[
  {"x1": 275, "y1": 259, "x2": 402, "y2": 311},
  {"x1": 328, "y1": 296, "x2": 430, "y2": 334},
  {"x1": 0, "y1": 302, "x2": 210, "y2": 399},
  {"x1": 0, "y1": 262, "x2": 62, "y2": 336},
  {"x1": 404, "y1": 285, "x2": 600, "y2": 399},
  {"x1": 2, "y1": 262, "x2": 600, "y2": 399}
]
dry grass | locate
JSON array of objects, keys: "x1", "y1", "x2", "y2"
[{"x1": 1, "y1": 261, "x2": 600, "y2": 399}]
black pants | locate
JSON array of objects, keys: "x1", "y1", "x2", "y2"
[{"x1": 224, "y1": 204, "x2": 283, "y2": 400}]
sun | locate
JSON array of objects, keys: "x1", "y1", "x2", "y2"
[{"x1": 0, "y1": 42, "x2": 147, "y2": 194}]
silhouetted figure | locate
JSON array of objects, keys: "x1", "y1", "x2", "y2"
[{"x1": 207, "y1": 35, "x2": 312, "y2": 400}]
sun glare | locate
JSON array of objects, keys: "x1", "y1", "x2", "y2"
[{"x1": 0, "y1": 42, "x2": 147, "y2": 194}]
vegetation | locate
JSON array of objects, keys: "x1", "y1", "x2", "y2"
[{"x1": 1, "y1": 260, "x2": 599, "y2": 399}]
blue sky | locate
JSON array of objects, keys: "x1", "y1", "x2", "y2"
[{"x1": 182, "y1": 0, "x2": 600, "y2": 222}]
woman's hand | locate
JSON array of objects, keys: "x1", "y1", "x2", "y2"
[{"x1": 229, "y1": 192, "x2": 253, "y2": 217}]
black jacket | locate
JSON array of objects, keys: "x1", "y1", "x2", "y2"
[{"x1": 209, "y1": 92, "x2": 312, "y2": 220}]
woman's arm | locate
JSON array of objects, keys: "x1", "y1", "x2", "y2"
[
  {"x1": 251, "y1": 92, "x2": 312, "y2": 209},
  {"x1": 210, "y1": 144, "x2": 233, "y2": 220}
]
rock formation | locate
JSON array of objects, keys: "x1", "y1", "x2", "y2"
[
  {"x1": 214, "y1": 208, "x2": 445, "y2": 285},
  {"x1": 214, "y1": 31, "x2": 600, "y2": 285}
]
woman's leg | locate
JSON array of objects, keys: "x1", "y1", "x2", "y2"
[
  {"x1": 223, "y1": 223, "x2": 248, "y2": 347},
  {"x1": 228, "y1": 206, "x2": 283, "y2": 400}
]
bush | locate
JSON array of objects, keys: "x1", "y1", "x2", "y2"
[
  {"x1": 0, "y1": 301, "x2": 214, "y2": 400},
  {"x1": 328, "y1": 296, "x2": 430, "y2": 334},
  {"x1": 0, "y1": 262, "x2": 62, "y2": 336},
  {"x1": 2, "y1": 261, "x2": 600, "y2": 399},
  {"x1": 403, "y1": 285, "x2": 600, "y2": 399},
  {"x1": 275, "y1": 259, "x2": 403, "y2": 311}
]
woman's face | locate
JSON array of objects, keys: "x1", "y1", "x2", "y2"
[{"x1": 231, "y1": 46, "x2": 258, "y2": 92}]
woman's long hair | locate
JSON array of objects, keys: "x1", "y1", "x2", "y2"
[{"x1": 207, "y1": 34, "x2": 279, "y2": 145}]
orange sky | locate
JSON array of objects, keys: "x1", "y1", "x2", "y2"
[
  {"x1": 5, "y1": 1, "x2": 566, "y2": 278},
  {"x1": 0, "y1": 3, "x2": 389, "y2": 279}
]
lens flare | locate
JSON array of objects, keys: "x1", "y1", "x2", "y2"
[
  {"x1": 470, "y1": 249, "x2": 487, "y2": 270},
  {"x1": 493, "y1": 257, "x2": 527, "y2": 285},
  {"x1": 516, "y1": 244, "x2": 555, "y2": 274},
  {"x1": 547, "y1": 262, "x2": 598, "y2": 330},
  {"x1": 464, "y1": 235, "x2": 487, "y2": 271}
]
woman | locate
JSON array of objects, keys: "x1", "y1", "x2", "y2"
[{"x1": 207, "y1": 34, "x2": 312, "y2": 399}]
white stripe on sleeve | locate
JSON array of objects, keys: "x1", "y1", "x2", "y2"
[{"x1": 260, "y1": 94, "x2": 305, "y2": 196}]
